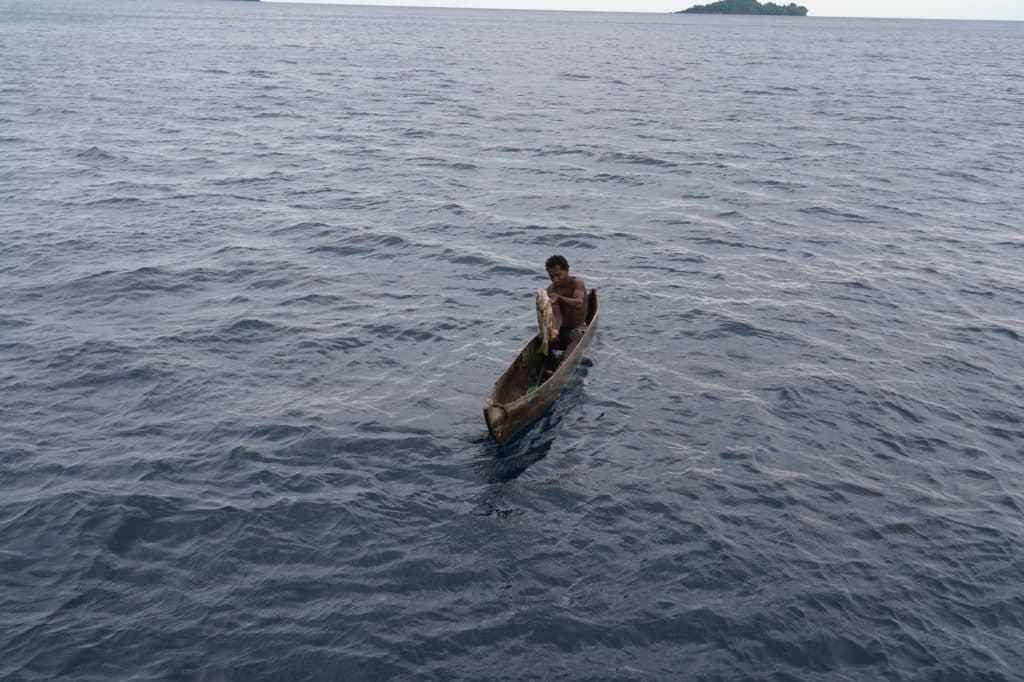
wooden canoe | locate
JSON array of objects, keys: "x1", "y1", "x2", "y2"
[{"x1": 484, "y1": 289, "x2": 599, "y2": 444}]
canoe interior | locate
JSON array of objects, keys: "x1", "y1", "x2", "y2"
[{"x1": 491, "y1": 289, "x2": 598, "y2": 405}]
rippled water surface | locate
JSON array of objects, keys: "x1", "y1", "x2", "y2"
[{"x1": 2, "y1": 1, "x2": 1023, "y2": 678}]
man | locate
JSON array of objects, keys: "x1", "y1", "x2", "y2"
[{"x1": 544, "y1": 254, "x2": 587, "y2": 359}]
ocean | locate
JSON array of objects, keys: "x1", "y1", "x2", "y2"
[{"x1": 1, "y1": 0, "x2": 1022, "y2": 678}]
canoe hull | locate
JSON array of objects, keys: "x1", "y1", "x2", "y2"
[{"x1": 484, "y1": 289, "x2": 599, "y2": 444}]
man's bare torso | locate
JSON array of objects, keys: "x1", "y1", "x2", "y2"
[{"x1": 547, "y1": 276, "x2": 586, "y2": 328}]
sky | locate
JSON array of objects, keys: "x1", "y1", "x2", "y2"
[{"x1": 268, "y1": 0, "x2": 1024, "y2": 21}]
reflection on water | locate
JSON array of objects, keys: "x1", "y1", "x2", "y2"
[
  {"x1": 472, "y1": 363, "x2": 591, "y2": 484},
  {"x1": 472, "y1": 431, "x2": 555, "y2": 485}
]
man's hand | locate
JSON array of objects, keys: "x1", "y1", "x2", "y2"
[{"x1": 548, "y1": 292, "x2": 560, "y2": 304}]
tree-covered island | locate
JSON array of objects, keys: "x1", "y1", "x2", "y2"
[{"x1": 679, "y1": 0, "x2": 808, "y2": 15}]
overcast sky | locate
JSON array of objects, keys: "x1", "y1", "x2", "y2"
[{"x1": 268, "y1": 0, "x2": 1023, "y2": 21}]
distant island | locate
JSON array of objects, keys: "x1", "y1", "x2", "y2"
[{"x1": 679, "y1": 0, "x2": 808, "y2": 15}]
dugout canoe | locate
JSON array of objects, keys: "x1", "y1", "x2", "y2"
[{"x1": 484, "y1": 289, "x2": 599, "y2": 444}]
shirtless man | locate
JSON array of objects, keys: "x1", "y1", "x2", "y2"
[{"x1": 544, "y1": 254, "x2": 587, "y2": 358}]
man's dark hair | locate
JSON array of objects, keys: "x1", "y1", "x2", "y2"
[{"x1": 545, "y1": 255, "x2": 569, "y2": 270}]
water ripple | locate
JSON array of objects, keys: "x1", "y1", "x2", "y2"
[{"x1": 1, "y1": 3, "x2": 1022, "y2": 680}]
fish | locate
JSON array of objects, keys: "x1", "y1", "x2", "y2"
[{"x1": 536, "y1": 288, "x2": 555, "y2": 356}]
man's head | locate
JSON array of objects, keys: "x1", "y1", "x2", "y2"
[{"x1": 545, "y1": 254, "x2": 570, "y2": 286}]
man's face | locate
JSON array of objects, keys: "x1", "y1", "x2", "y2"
[{"x1": 547, "y1": 266, "x2": 569, "y2": 287}]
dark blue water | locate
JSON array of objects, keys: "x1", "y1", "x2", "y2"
[{"x1": 2, "y1": 0, "x2": 1023, "y2": 678}]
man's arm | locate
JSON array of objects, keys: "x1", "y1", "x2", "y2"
[
  {"x1": 565, "y1": 276, "x2": 589, "y2": 311},
  {"x1": 554, "y1": 278, "x2": 586, "y2": 312}
]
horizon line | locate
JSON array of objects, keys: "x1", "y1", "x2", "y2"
[{"x1": 261, "y1": 2, "x2": 1024, "y2": 22}]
